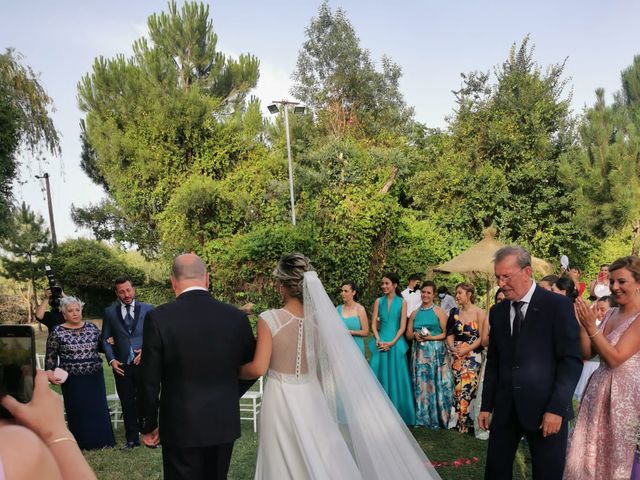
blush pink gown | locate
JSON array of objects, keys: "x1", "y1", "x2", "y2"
[{"x1": 564, "y1": 308, "x2": 640, "y2": 480}]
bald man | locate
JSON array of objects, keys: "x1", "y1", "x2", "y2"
[{"x1": 139, "y1": 254, "x2": 256, "y2": 480}]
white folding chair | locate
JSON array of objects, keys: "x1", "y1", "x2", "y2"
[
  {"x1": 36, "y1": 353, "x2": 45, "y2": 370},
  {"x1": 107, "y1": 389, "x2": 122, "y2": 430},
  {"x1": 240, "y1": 376, "x2": 263, "y2": 433}
]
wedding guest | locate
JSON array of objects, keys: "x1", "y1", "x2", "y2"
[
  {"x1": 569, "y1": 266, "x2": 586, "y2": 298},
  {"x1": 406, "y1": 281, "x2": 453, "y2": 429},
  {"x1": 45, "y1": 297, "x2": 115, "y2": 450},
  {"x1": 538, "y1": 274, "x2": 559, "y2": 291},
  {"x1": 0, "y1": 370, "x2": 97, "y2": 480},
  {"x1": 589, "y1": 264, "x2": 611, "y2": 299},
  {"x1": 594, "y1": 295, "x2": 612, "y2": 325},
  {"x1": 337, "y1": 281, "x2": 369, "y2": 354},
  {"x1": 437, "y1": 286, "x2": 457, "y2": 316},
  {"x1": 565, "y1": 255, "x2": 640, "y2": 480},
  {"x1": 369, "y1": 272, "x2": 415, "y2": 425},
  {"x1": 552, "y1": 276, "x2": 579, "y2": 302},
  {"x1": 472, "y1": 288, "x2": 505, "y2": 441},
  {"x1": 446, "y1": 282, "x2": 485, "y2": 434},
  {"x1": 401, "y1": 274, "x2": 422, "y2": 318}
]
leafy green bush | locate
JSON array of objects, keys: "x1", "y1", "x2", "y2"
[{"x1": 51, "y1": 239, "x2": 145, "y2": 316}]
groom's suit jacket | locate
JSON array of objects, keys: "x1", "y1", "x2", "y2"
[
  {"x1": 101, "y1": 300, "x2": 154, "y2": 364},
  {"x1": 139, "y1": 289, "x2": 256, "y2": 448},
  {"x1": 481, "y1": 285, "x2": 583, "y2": 431}
]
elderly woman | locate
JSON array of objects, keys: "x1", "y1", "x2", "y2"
[{"x1": 45, "y1": 296, "x2": 115, "y2": 450}]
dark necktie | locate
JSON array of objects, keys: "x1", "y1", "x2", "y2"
[
  {"x1": 124, "y1": 304, "x2": 133, "y2": 333},
  {"x1": 124, "y1": 304, "x2": 135, "y2": 364},
  {"x1": 512, "y1": 301, "x2": 525, "y2": 339}
]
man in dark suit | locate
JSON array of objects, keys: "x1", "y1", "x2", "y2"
[
  {"x1": 479, "y1": 246, "x2": 583, "y2": 480},
  {"x1": 139, "y1": 253, "x2": 256, "y2": 480},
  {"x1": 102, "y1": 276, "x2": 154, "y2": 449}
]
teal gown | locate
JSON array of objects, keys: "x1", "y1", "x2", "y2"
[
  {"x1": 411, "y1": 306, "x2": 454, "y2": 429},
  {"x1": 337, "y1": 305, "x2": 365, "y2": 354},
  {"x1": 369, "y1": 295, "x2": 416, "y2": 425}
]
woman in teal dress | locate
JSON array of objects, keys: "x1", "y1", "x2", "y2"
[
  {"x1": 406, "y1": 281, "x2": 454, "y2": 429},
  {"x1": 369, "y1": 272, "x2": 416, "y2": 425},
  {"x1": 337, "y1": 281, "x2": 369, "y2": 354}
]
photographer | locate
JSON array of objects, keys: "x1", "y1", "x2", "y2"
[{"x1": 35, "y1": 288, "x2": 65, "y2": 332}]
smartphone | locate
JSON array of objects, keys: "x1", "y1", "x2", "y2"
[{"x1": 0, "y1": 325, "x2": 36, "y2": 418}]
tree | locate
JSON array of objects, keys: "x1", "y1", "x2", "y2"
[
  {"x1": 0, "y1": 49, "x2": 60, "y2": 236},
  {"x1": 76, "y1": 1, "x2": 260, "y2": 255},
  {"x1": 0, "y1": 202, "x2": 51, "y2": 321},
  {"x1": 50, "y1": 238, "x2": 145, "y2": 316},
  {"x1": 410, "y1": 37, "x2": 588, "y2": 260},
  {"x1": 291, "y1": 2, "x2": 414, "y2": 140}
]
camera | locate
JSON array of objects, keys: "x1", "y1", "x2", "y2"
[{"x1": 44, "y1": 265, "x2": 63, "y2": 310}]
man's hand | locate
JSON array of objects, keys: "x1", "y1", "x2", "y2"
[
  {"x1": 110, "y1": 359, "x2": 125, "y2": 376},
  {"x1": 478, "y1": 411, "x2": 491, "y2": 431},
  {"x1": 133, "y1": 349, "x2": 142, "y2": 365},
  {"x1": 540, "y1": 412, "x2": 562, "y2": 437},
  {"x1": 142, "y1": 428, "x2": 160, "y2": 448},
  {"x1": 105, "y1": 337, "x2": 114, "y2": 345}
]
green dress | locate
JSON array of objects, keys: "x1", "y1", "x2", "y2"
[
  {"x1": 337, "y1": 305, "x2": 365, "y2": 354},
  {"x1": 368, "y1": 295, "x2": 416, "y2": 425}
]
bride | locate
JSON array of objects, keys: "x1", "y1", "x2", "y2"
[{"x1": 240, "y1": 253, "x2": 440, "y2": 479}]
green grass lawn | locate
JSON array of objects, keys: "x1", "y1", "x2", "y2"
[{"x1": 34, "y1": 324, "x2": 533, "y2": 479}]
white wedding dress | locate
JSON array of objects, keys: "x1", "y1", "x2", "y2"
[{"x1": 254, "y1": 272, "x2": 440, "y2": 480}]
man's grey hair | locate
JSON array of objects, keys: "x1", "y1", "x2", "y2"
[
  {"x1": 171, "y1": 254, "x2": 207, "y2": 280},
  {"x1": 494, "y1": 245, "x2": 531, "y2": 268},
  {"x1": 59, "y1": 296, "x2": 85, "y2": 313}
]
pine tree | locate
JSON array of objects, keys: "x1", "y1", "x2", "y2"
[{"x1": 1, "y1": 202, "x2": 52, "y2": 321}]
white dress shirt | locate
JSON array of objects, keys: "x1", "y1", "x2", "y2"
[
  {"x1": 402, "y1": 288, "x2": 422, "y2": 317},
  {"x1": 510, "y1": 281, "x2": 537, "y2": 334},
  {"x1": 120, "y1": 299, "x2": 136, "y2": 322}
]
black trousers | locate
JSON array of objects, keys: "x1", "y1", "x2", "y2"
[
  {"x1": 162, "y1": 442, "x2": 234, "y2": 480},
  {"x1": 485, "y1": 405, "x2": 568, "y2": 480},
  {"x1": 114, "y1": 363, "x2": 142, "y2": 443}
]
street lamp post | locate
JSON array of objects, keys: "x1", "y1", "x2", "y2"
[
  {"x1": 35, "y1": 172, "x2": 57, "y2": 248},
  {"x1": 268, "y1": 100, "x2": 305, "y2": 226}
]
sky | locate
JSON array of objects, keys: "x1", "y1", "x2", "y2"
[{"x1": 1, "y1": 0, "x2": 639, "y2": 241}]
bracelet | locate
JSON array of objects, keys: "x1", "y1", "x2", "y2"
[
  {"x1": 47, "y1": 436, "x2": 77, "y2": 446},
  {"x1": 588, "y1": 330, "x2": 601, "y2": 339}
]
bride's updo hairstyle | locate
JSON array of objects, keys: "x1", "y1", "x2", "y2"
[{"x1": 274, "y1": 253, "x2": 314, "y2": 301}]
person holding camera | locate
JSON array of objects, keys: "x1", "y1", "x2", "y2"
[
  {"x1": 35, "y1": 288, "x2": 65, "y2": 332},
  {"x1": 101, "y1": 276, "x2": 154, "y2": 449}
]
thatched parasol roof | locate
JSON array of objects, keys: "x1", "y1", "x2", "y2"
[{"x1": 434, "y1": 228, "x2": 553, "y2": 276}]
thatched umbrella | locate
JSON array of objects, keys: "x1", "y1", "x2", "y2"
[{"x1": 433, "y1": 228, "x2": 554, "y2": 306}]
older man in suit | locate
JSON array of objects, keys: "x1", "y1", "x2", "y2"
[
  {"x1": 479, "y1": 246, "x2": 583, "y2": 480},
  {"x1": 139, "y1": 254, "x2": 256, "y2": 480},
  {"x1": 102, "y1": 276, "x2": 154, "y2": 449}
]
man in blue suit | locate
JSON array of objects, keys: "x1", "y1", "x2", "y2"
[
  {"x1": 102, "y1": 276, "x2": 154, "y2": 449},
  {"x1": 479, "y1": 246, "x2": 583, "y2": 480}
]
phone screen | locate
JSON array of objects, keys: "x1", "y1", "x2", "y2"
[{"x1": 0, "y1": 326, "x2": 35, "y2": 417}]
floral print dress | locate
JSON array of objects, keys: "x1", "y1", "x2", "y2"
[{"x1": 447, "y1": 308, "x2": 482, "y2": 433}]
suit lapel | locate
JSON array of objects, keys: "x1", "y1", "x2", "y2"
[
  {"x1": 522, "y1": 285, "x2": 542, "y2": 326},
  {"x1": 115, "y1": 303, "x2": 128, "y2": 332},
  {"x1": 131, "y1": 303, "x2": 142, "y2": 335}
]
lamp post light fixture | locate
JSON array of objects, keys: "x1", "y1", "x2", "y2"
[
  {"x1": 267, "y1": 100, "x2": 306, "y2": 226},
  {"x1": 34, "y1": 172, "x2": 58, "y2": 248}
]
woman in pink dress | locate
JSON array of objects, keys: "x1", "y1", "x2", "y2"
[{"x1": 564, "y1": 256, "x2": 640, "y2": 480}]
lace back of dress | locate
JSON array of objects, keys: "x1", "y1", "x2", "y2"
[{"x1": 262, "y1": 309, "x2": 310, "y2": 381}]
